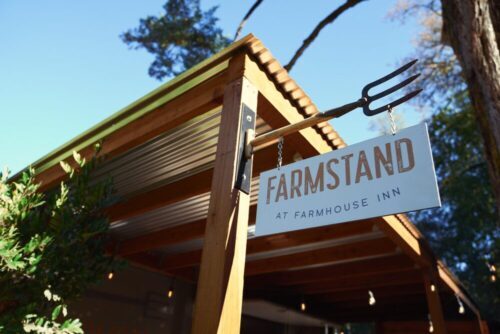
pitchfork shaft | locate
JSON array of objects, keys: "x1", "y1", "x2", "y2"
[
  {"x1": 249, "y1": 98, "x2": 367, "y2": 152},
  {"x1": 246, "y1": 59, "x2": 422, "y2": 157}
]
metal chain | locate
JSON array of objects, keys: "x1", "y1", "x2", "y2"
[
  {"x1": 387, "y1": 105, "x2": 397, "y2": 135},
  {"x1": 277, "y1": 137, "x2": 284, "y2": 170}
]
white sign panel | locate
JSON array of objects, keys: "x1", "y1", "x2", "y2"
[{"x1": 255, "y1": 122, "x2": 441, "y2": 236}]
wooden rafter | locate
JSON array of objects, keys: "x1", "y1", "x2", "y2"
[
  {"x1": 245, "y1": 237, "x2": 397, "y2": 276},
  {"x1": 315, "y1": 283, "x2": 425, "y2": 303},
  {"x1": 118, "y1": 219, "x2": 207, "y2": 256},
  {"x1": 296, "y1": 269, "x2": 423, "y2": 295},
  {"x1": 245, "y1": 253, "x2": 414, "y2": 287}
]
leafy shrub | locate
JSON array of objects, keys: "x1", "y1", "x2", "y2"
[{"x1": 0, "y1": 149, "x2": 117, "y2": 333}]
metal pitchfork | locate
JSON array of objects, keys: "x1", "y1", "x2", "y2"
[{"x1": 246, "y1": 59, "x2": 422, "y2": 156}]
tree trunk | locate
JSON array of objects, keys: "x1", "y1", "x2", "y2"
[{"x1": 441, "y1": 0, "x2": 500, "y2": 219}]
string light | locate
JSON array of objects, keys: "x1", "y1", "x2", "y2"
[
  {"x1": 428, "y1": 314, "x2": 434, "y2": 333},
  {"x1": 456, "y1": 295, "x2": 465, "y2": 314},
  {"x1": 368, "y1": 290, "x2": 376, "y2": 306},
  {"x1": 167, "y1": 279, "x2": 175, "y2": 299},
  {"x1": 486, "y1": 262, "x2": 497, "y2": 282},
  {"x1": 300, "y1": 301, "x2": 306, "y2": 312},
  {"x1": 107, "y1": 271, "x2": 114, "y2": 280}
]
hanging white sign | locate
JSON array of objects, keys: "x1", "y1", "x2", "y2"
[{"x1": 255, "y1": 122, "x2": 441, "y2": 236}]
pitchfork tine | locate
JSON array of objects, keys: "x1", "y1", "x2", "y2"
[
  {"x1": 369, "y1": 73, "x2": 420, "y2": 101},
  {"x1": 362, "y1": 59, "x2": 420, "y2": 116},
  {"x1": 367, "y1": 89, "x2": 423, "y2": 115},
  {"x1": 362, "y1": 59, "x2": 418, "y2": 94}
]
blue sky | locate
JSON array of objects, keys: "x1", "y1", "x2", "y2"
[{"x1": 0, "y1": 0, "x2": 424, "y2": 174}]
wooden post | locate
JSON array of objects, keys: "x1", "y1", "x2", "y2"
[
  {"x1": 191, "y1": 59, "x2": 257, "y2": 334},
  {"x1": 423, "y1": 271, "x2": 448, "y2": 334},
  {"x1": 477, "y1": 316, "x2": 489, "y2": 334}
]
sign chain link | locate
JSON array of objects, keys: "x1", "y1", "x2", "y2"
[
  {"x1": 387, "y1": 105, "x2": 397, "y2": 135},
  {"x1": 277, "y1": 137, "x2": 284, "y2": 170}
]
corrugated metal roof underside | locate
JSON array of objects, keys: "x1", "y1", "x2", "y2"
[
  {"x1": 109, "y1": 178, "x2": 260, "y2": 240},
  {"x1": 94, "y1": 107, "x2": 271, "y2": 200},
  {"x1": 102, "y1": 103, "x2": 271, "y2": 241},
  {"x1": 93, "y1": 107, "x2": 221, "y2": 198}
]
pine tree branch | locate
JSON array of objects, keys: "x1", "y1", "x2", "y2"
[
  {"x1": 234, "y1": 0, "x2": 264, "y2": 41},
  {"x1": 284, "y1": 0, "x2": 367, "y2": 72}
]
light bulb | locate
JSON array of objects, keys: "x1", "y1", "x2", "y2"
[
  {"x1": 167, "y1": 289, "x2": 174, "y2": 298},
  {"x1": 300, "y1": 302, "x2": 306, "y2": 312},
  {"x1": 368, "y1": 290, "x2": 376, "y2": 306},
  {"x1": 456, "y1": 295, "x2": 465, "y2": 314},
  {"x1": 430, "y1": 284, "x2": 436, "y2": 292},
  {"x1": 107, "y1": 271, "x2": 114, "y2": 280},
  {"x1": 490, "y1": 274, "x2": 496, "y2": 282},
  {"x1": 429, "y1": 322, "x2": 434, "y2": 333},
  {"x1": 491, "y1": 264, "x2": 496, "y2": 272}
]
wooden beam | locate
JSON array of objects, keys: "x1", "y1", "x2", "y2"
[
  {"x1": 423, "y1": 270, "x2": 448, "y2": 334},
  {"x1": 478, "y1": 319, "x2": 490, "y2": 334},
  {"x1": 245, "y1": 237, "x2": 396, "y2": 276},
  {"x1": 244, "y1": 283, "x2": 425, "y2": 309},
  {"x1": 247, "y1": 219, "x2": 375, "y2": 255},
  {"x1": 297, "y1": 269, "x2": 422, "y2": 295},
  {"x1": 191, "y1": 64, "x2": 258, "y2": 333},
  {"x1": 437, "y1": 263, "x2": 480, "y2": 316},
  {"x1": 320, "y1": 305, "x2": 429, "y2": 323},
  {"x1": 118, "y1": 219, "x2": 206, "y2": 256},
  {"x1": 122, "y1": 252, "x2": 195, "y2": 282},
  {"x1": 162, "y1": 219, "x2": 375, "y2": 271},
  {"x1": 261, "y1": 295, "x2": 427, "y2": 324},
  {"x1": 378, "y1": 321, "x2": 484, "y2": 334},
  {"x1": 316, "y1": 301, "x2": 428, "y2": 321},
  {"x1": 243, "y1": 56, "x2": 332, "y2": 158},
  {"x1": 375, "y1": 215, "x2": 429, "y2": 267},
  {"x1": 107, "y1": 169, "x2": 213, "y2": 222},
  {"x1": 322, "y1": 294, "x2": 427, "y2": 310},
  {"x1": 246, "y1": 253, "x2": 413, "y2": 287},
  {"x1": 315, "y1": 283, "x2": 425, "y2": 303}
]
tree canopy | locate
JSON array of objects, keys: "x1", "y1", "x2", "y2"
[{"x1": 121, "y1": 0, "x2": 230, "y2": 80}]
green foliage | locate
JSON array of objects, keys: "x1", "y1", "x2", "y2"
[
  {"x1": 0, "y1": 150, "x2": 117, "y2": 333},
  {"x1": 411, "y1": 92, "x2": 499, "y2": 319},
  {"x1": 121, "y1": 0, "x2": 230, "y2": 80}
]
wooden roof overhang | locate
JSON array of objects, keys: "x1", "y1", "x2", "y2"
[{"x1": 24, "y1": 35, "x2": 481, "y2": 325}]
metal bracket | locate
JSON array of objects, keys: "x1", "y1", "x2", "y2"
[{"x1": 235, "y1": 104, "x2": 256, "y2": 194}]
